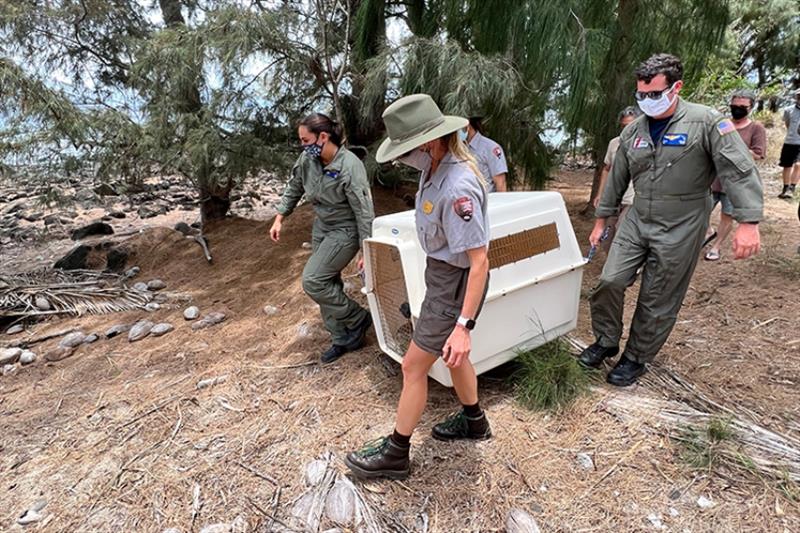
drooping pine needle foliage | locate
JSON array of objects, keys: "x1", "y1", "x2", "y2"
[
  {"x1": 2, "y1": 0, "x2": 797, "y2": 211},
  {"x1": 512, "y1": 338, "x2": 596, "y2": 412}
]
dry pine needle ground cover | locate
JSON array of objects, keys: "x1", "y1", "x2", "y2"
[{"x1": 2, "y1": 154, "x2": 799, "y2": 531}]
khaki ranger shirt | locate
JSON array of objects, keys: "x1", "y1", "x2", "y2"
[
  {"x1": 276, "y1": 147, "x2": 374, "y2": 244},
  {"x1": 598, "y1": 99, "x2": 763, "y2": 224}
]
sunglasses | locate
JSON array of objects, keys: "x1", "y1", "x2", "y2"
[{"x1": 634, "y1": 83, "x2": 675, "y2": 102}]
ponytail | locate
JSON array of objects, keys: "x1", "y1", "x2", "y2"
[
  {"x1": 446, "y1": 132, "x2": 486, "y2": 189},
  {"x1": 298, "y1": 113, "x2": 344, "y2": 146}
]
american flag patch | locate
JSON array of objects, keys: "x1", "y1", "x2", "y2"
[
  {"x1": 717, "y1": 119, "x2": 736, "y2": 135},
  {"x1": 633, "y1": 137, "x2": 650, "y2": 149}
]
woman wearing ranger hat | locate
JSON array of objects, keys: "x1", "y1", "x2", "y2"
[{"x1": 344, "y1": 94, "x2": 492, "y2": 480}]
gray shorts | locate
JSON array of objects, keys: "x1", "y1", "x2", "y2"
[{"x1": 412, "y1": 257, "x2": 489, "y2": 356}]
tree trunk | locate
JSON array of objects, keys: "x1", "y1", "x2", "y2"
[{"x1": 200, "y1": 189, "x2": 231, "y2": 223}]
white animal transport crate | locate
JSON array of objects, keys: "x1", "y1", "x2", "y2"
[{"x1": 362, "y1": 192, "x2": 586, "y2": 387}]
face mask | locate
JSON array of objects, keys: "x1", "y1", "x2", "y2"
[
  {"x1": 730, "y1": 105, "x2": 749, "y2": 120},
  {"x1": 637, "y1": 83, "x2": 677, "y2": 117},
  {"x1": 458, "y1": 129, "x2": 468, "y2": 142},
  {"x1": 396, "y1": 148, "x2": 432, "y2": 171},
  {"x1": 303, "y1": 137, "x2": 324, "y2": 159}
]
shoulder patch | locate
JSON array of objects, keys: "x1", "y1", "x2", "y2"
[
  {"x1": 453, "y1": 197, "x2": 474, "y2": 221},
  {"x1": 717, "y1": 119, "x2": 736, "y2": 136},
  {"x1": 323, "y1": 170, "x2": 340, "y2": 179},
  {"x1": 493, "y1": 146, "x2": 502, "y2": 158}
]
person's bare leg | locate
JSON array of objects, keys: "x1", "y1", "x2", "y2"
[
  {"x1": 792, "y1": 162, "x2": 800, "y2": 186},
  {"x1": 709, "y1": 212, "x2": 734, "y2": 257},
  {"x1": 783, "y1": 166, "x2": 793, "y2": 186},
  {"x1": 449, "y1": 359, "x2": 478, "y2": 406},
  {"x1": 394, "y1": 342, "x2": 437, "y2": 435}
]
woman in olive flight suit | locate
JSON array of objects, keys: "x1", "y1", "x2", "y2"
[{"x1": 270, "y1": 113, "x2": 374, "y2": 364}]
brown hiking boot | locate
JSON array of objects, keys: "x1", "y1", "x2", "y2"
[
  {"x1": 344, "y1": 436, "x2": 410, "y2": 480},
  {"x1": 431, "y1": 411, "x2": 492, "y2": 441}
]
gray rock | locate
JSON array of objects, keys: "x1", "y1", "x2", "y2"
[
  {"x1": 183, "y1": 306, "x2": 200, "y2": 320},
  {"x1": 6, "y1": 324, "x2": 24, "y2": 335},
  {"x1": 108, "y1": 210, "x2": 126, "y2": 219},
  {"x1": 296, "y1": 322, "x2": 316, "y2": 339},
  {"x1": 128, "y1": 320, "x2": 155, "y2": 342},
  {"x1": 3, "y1": 363, "x2": 19, "y2": 375},
  {"x1": 138, "y1": 205, "x2": 167, "y2": 219},
  {"x1": 576, "y1": 452, "x2": 594, "y2": 470},
  {"x1": 506, "y1": 509, "x2": 541, "y2": 533},
  {"x1": 34, "y1": 296, "x2": 51, "y2": 311},
  {"x1": 105, "y1": 324, "x2": 131, "y2": 339},
  {"x1": 0, "y1": 347, "x2": 22, "y2": 364},
  {"x1": 153, "y1": 293, "x2": 168, "y2": 303},
  {"x1": 59, "y1": 331, "x2": 87, "y2": 348},
  {"x1": 647, "y1": 513, "x2": 664, "y2": 529},
  {"x1": 301, "y1": 242, "x2": 312, "y2": 250},
  {"x1": 145, "y1": 302, "x2": 161, "y2": 312},
  {"x1": 16, "y1": 509, "x2": 43, "y2": 525},
  {"x1": 70, "y1": 222, "x2": 113, "y2": 241},
  {"x1": 19, "y1": 350, "x2": 37, "y2": 365},
  {"x1": 147, "y1": 279, "x2": 167, "y2": 290},
  {"x1": 191, "y1": 312, "x2": 226, "y2": 331},
  {"x1": 125, "y1": 266, "x2": 141, "y2": 278},
  {"x1": 44, "y1": 345, "x2": 74, "y2": 362},
  {"x1": 175, "y1": 222, "x2": 198, "y2": 236},
  {"x1": 263, "y1": 305, "x2": 279, "y2": 316},
  {"x1": 133, "y1": 282, "x2": 149, "y2": 292},
  {"x1": 22, "y1": 211, "x2": 44, "y2": 222},
  {"x1": 83, "y1": 333, "x2": 99, "y2": 344},
  {"x1": 150, "y1": 323, "x2": 174, "y2": 337}
]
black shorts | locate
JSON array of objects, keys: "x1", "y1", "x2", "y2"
[
  {"x1": 779, "y1": 143, "x2": 800, "y2": 168},
  {"x1": 412, "y1": 257, "x2": 488, "y2": 356}
]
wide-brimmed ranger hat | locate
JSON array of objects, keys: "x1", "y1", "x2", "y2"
[{"x1": 376, "y1": 94, "x2": 468, "y2": 163}]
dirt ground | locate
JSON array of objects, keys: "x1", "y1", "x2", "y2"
[{"x1": 2, "y1": 159, "x2": 800, "y2": 531}]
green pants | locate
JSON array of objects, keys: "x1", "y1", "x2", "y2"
[
  {"x1": 590, "y1": 198, "x2": 709, "y2": 363},
  {"x1": 302, "y1": 224, "x2": 368, "y2": 345}
]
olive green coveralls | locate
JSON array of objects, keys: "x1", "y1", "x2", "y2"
[
  {"x1": 276, "y1": 148, "x2": 375, "y2": 345},
  {"x1": 593, "y1": 99, "x2": 763, "y2": 363}
]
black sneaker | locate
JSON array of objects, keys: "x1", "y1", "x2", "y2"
[
  {"x1": 320, "y1": 344, "x2": 348, "y2": 364},
  {"x1": 578, "y1": 342, "x2": 620, "y2": 368},
  {"x1": 343, "y1": 312, "x2": 373, "y2": 351},
  {"x1": 606, "y1": 355, "x2": 647, "y2": 387},
  {"x1": 344, "y1": 436, "x2": 410, "y2": 480},
  {"x1": 431, "y1": 411, "x2": 492, "y2": 441},
  {"x1": 778, "y1": 185, "x2": 792, "y2": 199}
]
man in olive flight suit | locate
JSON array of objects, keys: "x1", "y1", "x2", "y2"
[{"x1": 580, "y1": 53, "x2": 763, "y2": 386}]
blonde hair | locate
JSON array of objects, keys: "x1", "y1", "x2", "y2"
[{"x1": 444, "y1": 132, "x2": 486, "y2": 189}]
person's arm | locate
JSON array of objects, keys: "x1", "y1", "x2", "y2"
[
  {"x1": 270, "y1": 155, "x2": 307, "y2": 242},
  {"x1": 783, "y1": 109, "x2": 790, "y2": 129},
  {"x1": 343, "y1": 160, "x2": 375, "y2": 246},
  {"x1": 709, "y1": 116, "x2": 763, "y2": 259},
  {"x1": 594, "y1": 165, "x2": 611, "y2": 208},
  {"x1": 491, "y1": 173, "x2": 507, "y2": 192},
  {"x1": 442, "y1": 246, "x2": 489, "y2": 368},
  {"x1": 487, "y1": 143, "x2": 509, "y2": 192},
  {"x1": 592, "y1": 141, "x2": 631, "y2": 245},
  {"x1": 749, "y1": 123, "x2": 767, "y2": 160}
]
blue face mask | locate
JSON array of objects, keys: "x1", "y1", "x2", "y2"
[
  {"x1": 303, "y1": 137, "x2": 324, "y2": 159},
  {"x1": 458, "y1": 129, "x2": 469, "y2": 142}
]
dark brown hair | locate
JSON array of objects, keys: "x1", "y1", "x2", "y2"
[
  {"x1": 634, "y1": 53, "x2": 684, "y2": 85},
  {"x1": 298, "y1": 113, "x2": 344, "y2": 146}
]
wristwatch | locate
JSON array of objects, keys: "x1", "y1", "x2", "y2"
[{"x1": 457, "y1": 316, "x2": 476, "y2": 330}]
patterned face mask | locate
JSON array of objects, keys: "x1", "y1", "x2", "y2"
[{"x1": 303, "y1": 137, "x2": 324, "y2": 159}]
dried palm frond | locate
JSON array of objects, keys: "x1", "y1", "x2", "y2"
[
  {"x1": 567, "y1": 336, "x2": 800, "y2": 488},
  {"x1": 0, "y1": 268, "x2": 150, "y2": 318}
]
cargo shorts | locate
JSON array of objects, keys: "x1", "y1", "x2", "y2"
[{"x1": 412, "y1": 257, "x2": 489, "y2": 357}]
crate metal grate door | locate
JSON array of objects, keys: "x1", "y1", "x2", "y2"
[{"x1": 369, "y1": 242, "x2": 413, "y2": 356}]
